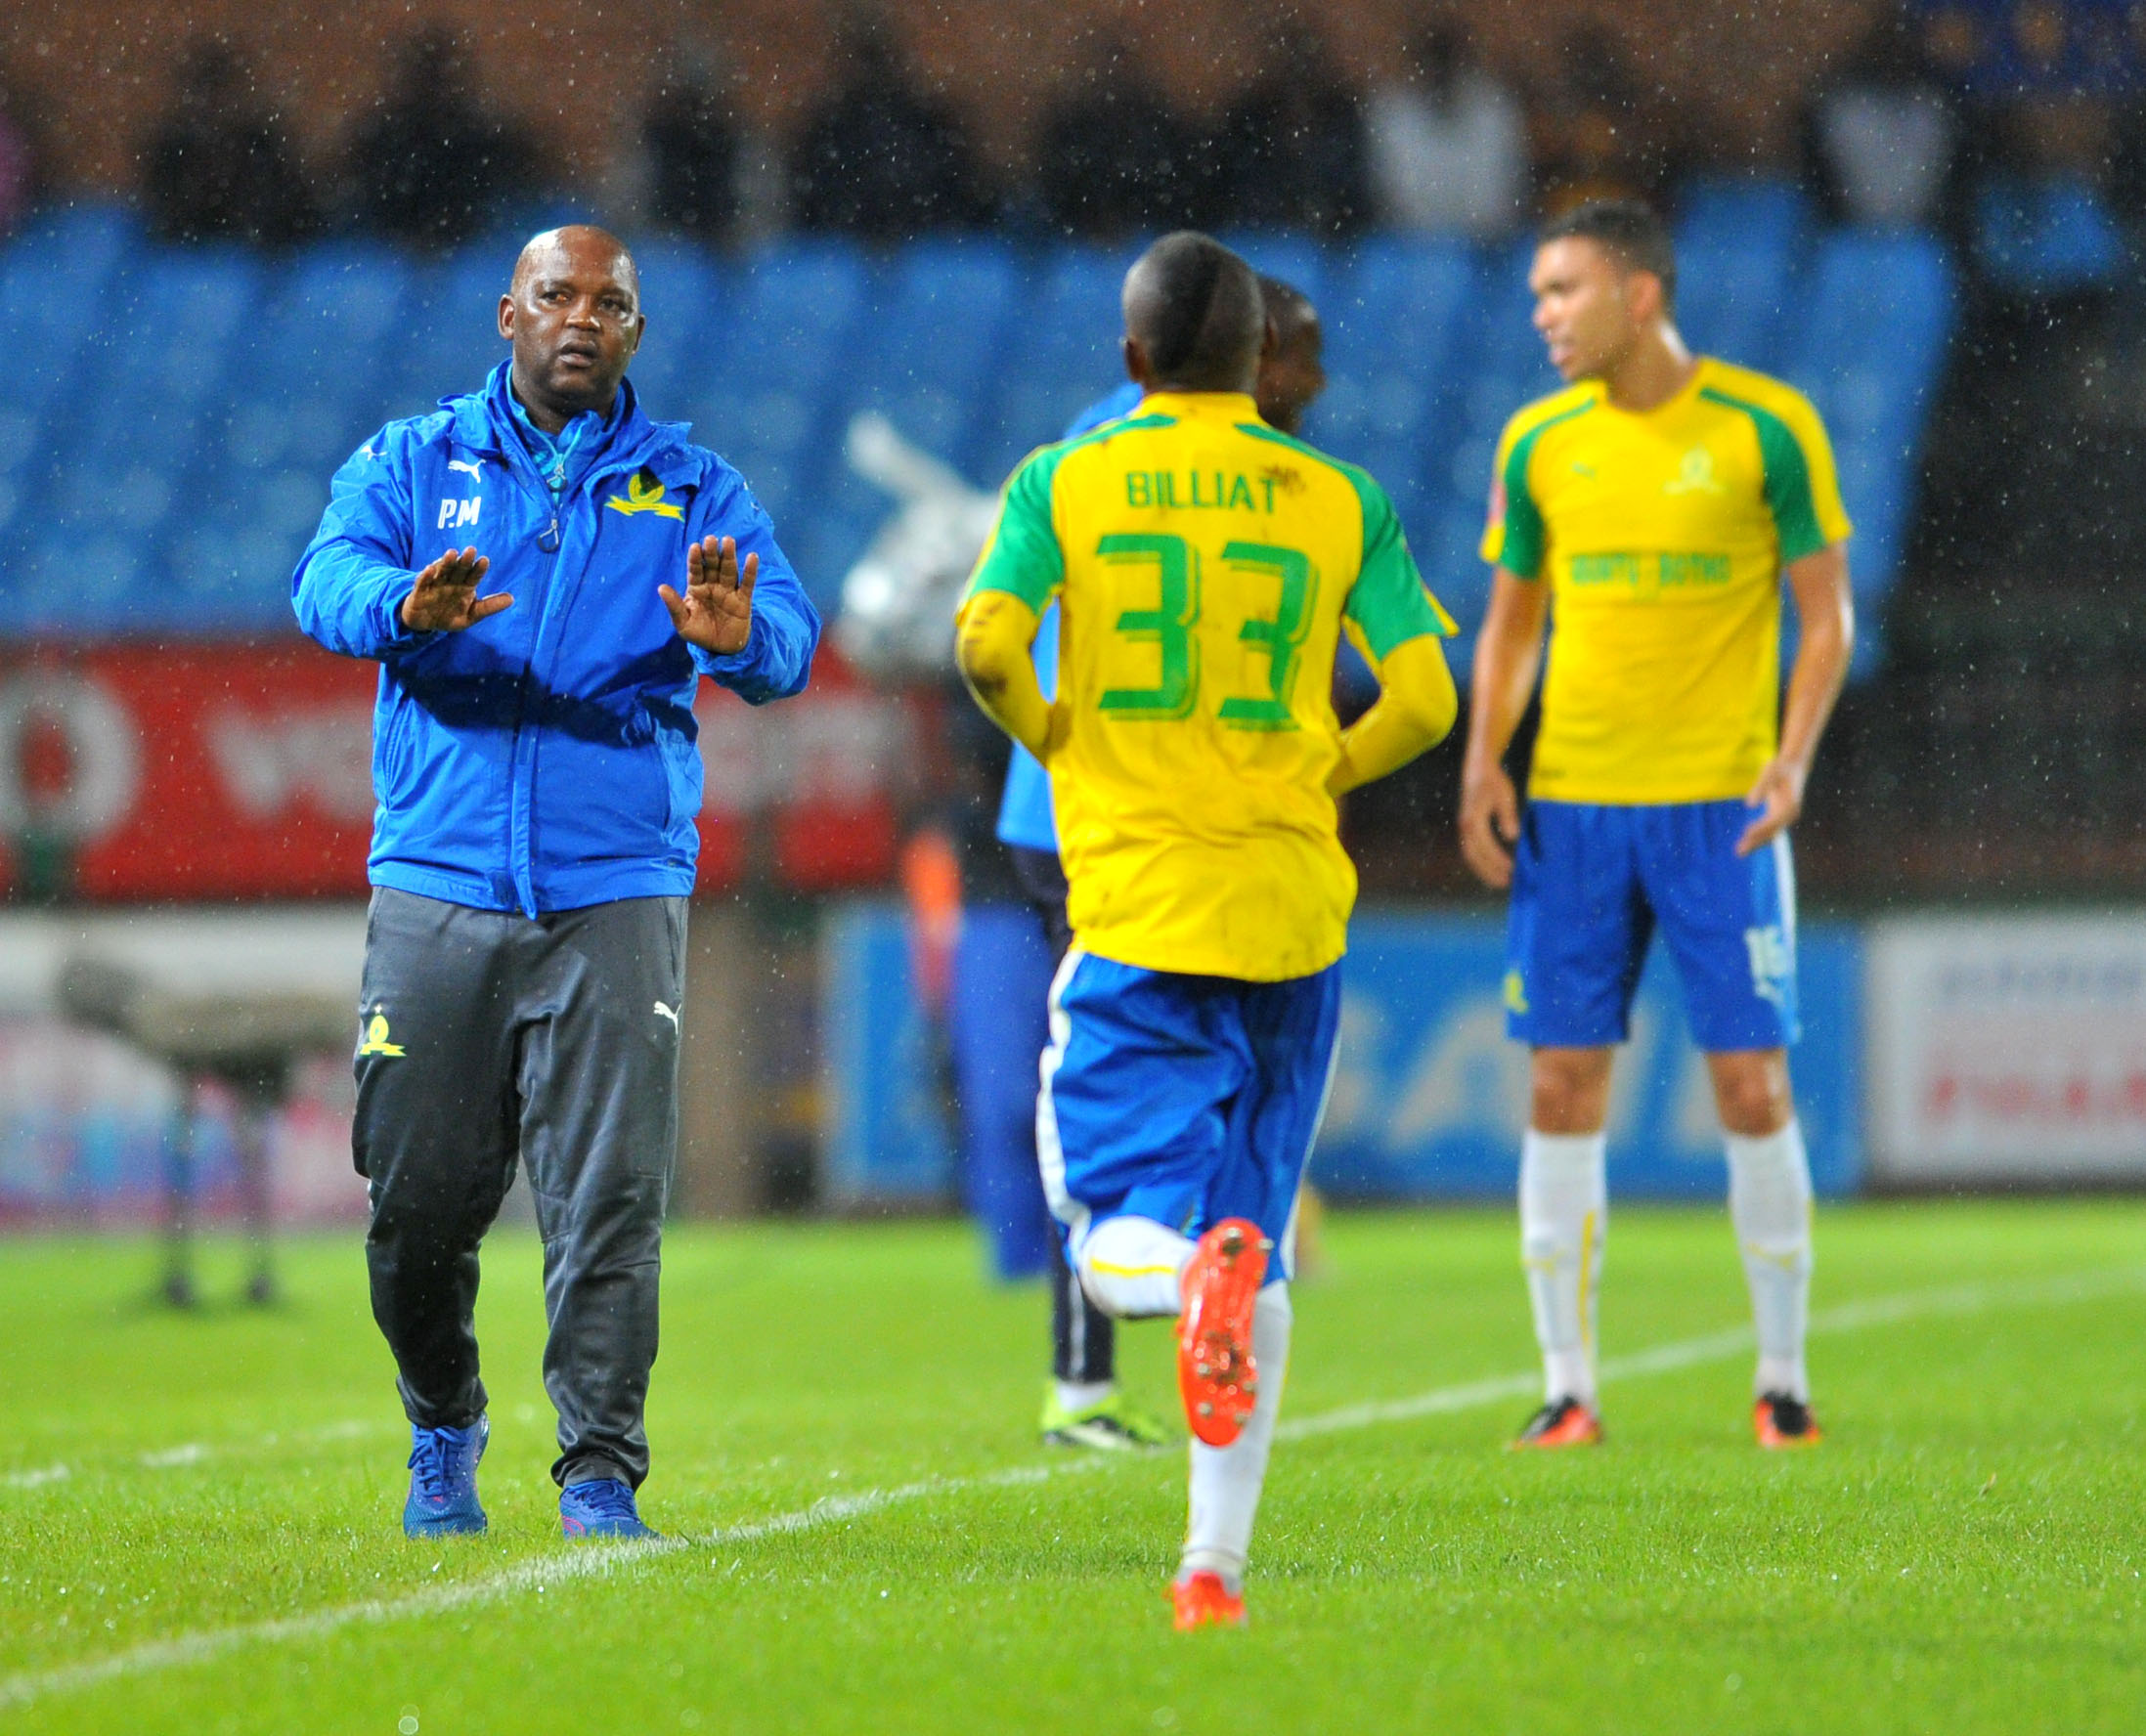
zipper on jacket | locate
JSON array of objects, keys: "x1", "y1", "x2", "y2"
[{"x1": 491, "y1": 438, "x2": 567, "y2": 915}]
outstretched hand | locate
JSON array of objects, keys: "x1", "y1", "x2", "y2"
[
  {"x1": 660, "y1": 535, "x2": 758, "y2": 656},
  {"x1": 402, "y1": 547, "x2": 511, "y2": 632}
]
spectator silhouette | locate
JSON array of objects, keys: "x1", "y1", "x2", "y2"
[
  {"x1": 0, "y1": 77, "x2": 39, "y2": 239},
  {"x1": 1530, "y1": 24, "x2": 1669, "y2": 216},
  {"x1": 645, "y1": 55, "x2": 740, "y2": 242},
  {"x1": 345, "y1": 29, "x2": 538, "y2": 249},
  {"x1": 1365, "y1": 17, "x2": 1526, "y2": 237},
  {"x1": 1804, "y1": 8, "x2": 1959, "y2": 228},
  {"x1": 1036, "y1": 36, "x2": 1201, "y2": 237},
  {"x1": 790, "y1": 18, "x2": 986, "y2": 239},
  {"x1": 142, "y1": 38, "x2": 317, "y2": 244},
  {"x1": 1214, "y1": 15, "x2": 1368, "y2": 234}
]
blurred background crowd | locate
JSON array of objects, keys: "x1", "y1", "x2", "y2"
[
  {"x1": 0, "y1": 0, "x2": 2142, "y2": 1235},
  {"x1": 5, "y1": 1, "x2": 2146, "y2": 256}
]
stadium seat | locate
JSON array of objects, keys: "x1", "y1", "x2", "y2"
[
  {"x1": 976, "y1": 242, "x2": 1137, "y2": 484},
  {"x1": 622, "y1": 237, "x2": 726, "y2": 419},
  {"x1": 1311, "y1": 234, "x2": 1475, "y2": 532},
  {"x1": 388, "y1": 241, "x2": 524, "y2": 420},
  {"x1": 0, "y1": 201, "x2": 1960, "y2": 651},
  {"x1": 1782, "y1": 228, "x2": 1953, "y2": 611},
  {"x1": 1672, "y1": 178, "x2": 1810, "y2": 373},
  {"x1": 158, "y1": 243, "x2": 416, "y2": 629},
  {"x1": 678, "y1": 239, "x2": 870, "y2": 572},
  {"x1": 1214, "y1": 231, "x2": 1328, "y2": 310},
  {"x1": 807, "y1": 238, "x2": 1027, "y2": 597},
  {"x1": 13, "y1": 243, "x2": 266, "y2": 631},
  {"x1": 1415, "y1": 239, "x2": 1561, "y2": 643},
  {"x1": 1676, "y1": 176, "x2": 1810, "y2": 260},
  {"x1": 0, "y1": 205, "x2": 140, "y2": 561},
  {"x1": 1974, "y1": 175, "x2": 2124, "y2": 298}
]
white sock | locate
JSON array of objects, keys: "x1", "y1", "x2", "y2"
[
  {"x1": 1054, "y1": 1379, "x2": 1113, "y2": 1413},
  {"x1": 1519, "y1": 1129, "x2": 1607, "y2": 1406},
  {"x1": 1075, "y1": 1215, "x2": 1194, "y2": 1319},
  {"x1": 1181, "y1": 1281, "x2": 1292, "y2": 1590},
  {"x1": 1727, "y1": 1119, "x2": 1814, "y2": 1402}
]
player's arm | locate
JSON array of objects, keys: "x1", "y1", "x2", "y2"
[
  {"x1": 955, "y1": 588, "x2": 1066, "y2": 761},
  {"x1": 1736, "y1": 541, "x2": 1853, "y2": 856},
  {"x1": 1329, "y1": 632, "x2": 1458, "y2": 795},
  {"x1": 1459, "y1": 417, "x2": 1553, "y2": 889},
  {"x1": 1329, "y1": 469, "x2": 1462, "y2": 795},
  {"x1": 954, "y1": 448, "x2": 1069, "y2": 760},
  {"x1": 1458, "y1": 570, "x2": 1550, "y2": 890}
]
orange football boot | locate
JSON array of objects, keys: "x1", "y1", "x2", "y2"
[
  {"x1": 1754, "y1": 1393, "x2": 1823, "y2": 1449},
  {"x1": 1171, "y1": 1570, "x2": 1247, "y2": 1629},
  {"x1": 1509, "y1": 1396, "x2": 1603, "y2": 1450},
  {"x1": 1177, "y1": 1218, "x2": 1270, "y2": 1448}
]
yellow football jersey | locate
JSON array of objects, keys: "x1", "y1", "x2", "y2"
[
  {"x1": 962, "y1": 389, "x2": 1455, "y2": 981},
  {"x1": 1481, "y1": 357, "x2": 1851, "y2": 804}
]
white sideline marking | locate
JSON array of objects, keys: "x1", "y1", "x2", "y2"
[
  {"x1": 1278, "y1": 1267, "x2": 2146, "y2": 1440},
  {"x1": 0, "y1": 1466, "x2": 67, "y2": 1492},
  {"x1": 3, "y1": 1264, "x2": 2140, "y2": 1712},
  {"x1": 1, "y1": 1420, "x2": 391, "y2": 1494}
]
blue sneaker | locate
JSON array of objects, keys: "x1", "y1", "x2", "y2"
[
  {"x1": 403, "y1": 1417, "x2": 488, "y2": 1538},
  {"x1": 559, "y1": 1477, "x2": 658, "y2": 1541}
]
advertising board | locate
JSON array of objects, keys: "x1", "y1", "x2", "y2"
[
  {"x1": 1867, "y1": 913, "x2": 2146, "y2": 1186},
  {"x1": 0, "y1": 645, "x2": 907, "y2": 900},
  {"x1": 819, "y1": 904, "x2": 1864, "y2": 1204}
]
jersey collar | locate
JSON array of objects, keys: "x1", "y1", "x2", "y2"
[
  {"x1": 1135, "y1": 389, "x2": 1263, "y2": 424},
  {"x1": 1597, "y1": 357, "x2": 1712, "y2": 421}
]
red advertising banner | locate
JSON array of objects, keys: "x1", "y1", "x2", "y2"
[{"x1": 0, "y1": 643, "x2": 906, "y2": 901}]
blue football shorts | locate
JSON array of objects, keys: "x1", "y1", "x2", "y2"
[
  {"x1": 1036, "y1": 950, "x2": 1342, "y2": 1280},
  {"x1": 1504, "y1": 798, "x2": 1798, "y2": 1052}
]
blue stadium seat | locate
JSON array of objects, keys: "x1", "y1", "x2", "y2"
[
  {"x1": 1673, "y1": 178, "x2": 1810, "y2": 372},
  {"x1": 1974, "y1": 175, "x2": 2124, "y2": 297},
  {"x1": 856, "y1": 238, "x2": 1024, "y2": 466},
  {"x1": 1676, "y1": 226, "x2": 1801, "y2": 375},
  {"x1": 13, "y1": 244, "x2": 266, "y2": 631},
  {"x1": 167, "y1": 243, "x2": 418, "y2": 628},
  {"x1": 676, "y1": 239, "x2": 869, "y2": 558},
  {"x1": 1304, "y1": 236, "x2": 1479, "y2": 635},
  {"x1": 805, "y1": 239, "x2": 1027, "y2": 595},
  {"x1": 1782, "y1": 228, "x2": 1953, "y2": 618},
  {"x1": 623, "y1": 237, "x2": 726, "y2": 420},
  {"x1": 1311, "y1": 236, "x2": 1473, "y2": 480},
  {"x1": 0, "y1": 206, "x2": 1960, "y2": 651},
  {"x1": 1415, "y1": 240, "x2": 1561, "y2": 644},
  {"x1": 977, "y1": 242, "x2": 1136, "y2": 483},
  {"x1": 0, "y1": 205, "x2": 140, "y2": 559},
  {"x1": 388, "y1": 241, "x2": 523, "y2": 418},
  {"x1": 1215, "y1": 231, "x2": 1328, "y2": 309},
  {"x1": 1677, "y1": 177, "x2": 1810, "y2": 260}
]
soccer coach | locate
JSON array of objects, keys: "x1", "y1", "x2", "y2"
[{"x1": 293, "y1": 225, "x2": 820, "y2": 1541}]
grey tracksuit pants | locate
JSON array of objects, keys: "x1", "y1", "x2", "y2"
[{"x1": 353, "y1": 888, "x2": 686, "y2": 1490}]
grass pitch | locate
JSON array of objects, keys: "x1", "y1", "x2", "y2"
[{"x1": 2, "y1": 1200, "x2": 2142, "y2": 1733}]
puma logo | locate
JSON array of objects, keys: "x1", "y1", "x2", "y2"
[
  {"x1": 652, "y1": 1001, "x2": 680, "y2": 1030},
  {"x1": 448, "y1": 458, "x2": 485, "y2": 480}
]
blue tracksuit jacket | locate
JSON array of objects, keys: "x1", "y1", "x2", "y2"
[
  {"x1": 992, "y1": 379, "x2": 1143, "y2": 855},
  {"x1": 292, "y1": 362, "x2": 820, "y2": 915}
]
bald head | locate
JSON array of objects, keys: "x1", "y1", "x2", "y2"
[
  {"x1": 499, "y1": 225, "x2": 644, "y2": 432},
  {"x1": 510, "y1": 225, "x2": 639, "y2": 301},
  {"x1": 1122, "y1": 232, "x2": 1265, "y2": 397}
]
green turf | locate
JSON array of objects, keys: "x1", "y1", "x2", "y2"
[{"x1": 2, "y1": 1201, "x2": 2142, "y2": 1733}]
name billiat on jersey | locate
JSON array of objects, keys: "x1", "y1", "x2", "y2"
[{"x1": 1123, "y1": 469, "x2": 1294, "y2": 513}]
